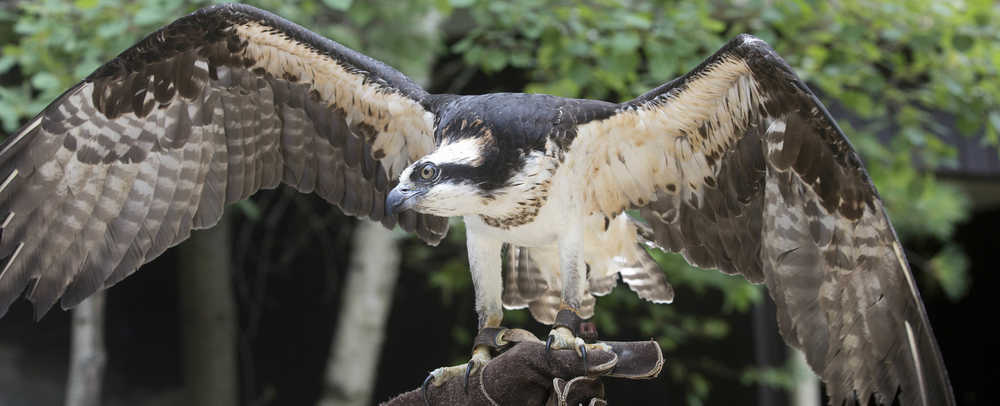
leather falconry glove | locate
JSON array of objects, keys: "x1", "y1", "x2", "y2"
[{"x1": 381, "y1": 328, "x2": 664, "y2": 406}]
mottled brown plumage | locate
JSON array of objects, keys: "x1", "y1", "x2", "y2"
[
  {"x1": 564, "y1": 35, "x2": 953, "y2": 405},
  {"x1": 0, "y1": 4, "x2": 447, "y2": 318}
]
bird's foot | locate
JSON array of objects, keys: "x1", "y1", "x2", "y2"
[
  {"x1": 421, "y1": 346, "x2": 491, "y2": 389},
  {"x1": 545, "y1": 308, "x2": 611, "y2": 371},
  {"x1": 546, "y1": 326, "x2": 613, "y2": 366},
  {"x1": 421, "y1": 327, "x2": 511, "y2": 404}
]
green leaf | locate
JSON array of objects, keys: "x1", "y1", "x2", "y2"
[
  {"x1": 690, "y1": 373, "x2": 710, "y2": 398},
  {"x1": 96, "y1": 20, "x2": 129, "y2": 39},
  {"x1": 322, "y1": 0, "x2": 353, "y2": 11},
  {"x1": 608, "y1": 31, "x2": 640, "y2": 53},
  {"x1": 30, "y1": 72, "x2": 60, "y2": 92},
  {"x1": 525, "y1": 78, "x2": 580, "y2": 98},
  {"x1": 134, "y1": 6, "x2": 169, "y2": 26},
  {"x1": 951, "y1": 33, "x2": 973, "y2": 51},
  {"x1": 929, "y1": 244, "x2": 969, "y2": 301},
  {"x1": 233, "y1": 200, "x2": 261, "y2": 221},
  {"x1": 702, "y1": 319, "x2": 729, "y2": 339},
  {"x1": 989, "y1": 111, "x2": 1000, "y2": 135},
  {"x1": 840, "y1": 91, "x2": 875, "y2": 117},
  {"x1": 73, "y1": 0, "x2": 100, "y2": 10},
  {"x1": 0, "y1": 55, "x2": 15, "y2": 74},
  {"x1": 481, "y1": 48, "x2": 507, "y2": 72},
  {"x1": 620, "y1": 12, "x2": 651, "y2": 30}
]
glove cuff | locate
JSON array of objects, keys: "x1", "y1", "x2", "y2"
[{"x1": 602, "y1": 340, "x2": 665, "y2": 379}]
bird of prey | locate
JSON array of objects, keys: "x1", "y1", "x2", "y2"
[{"x1": 0, "y1": 4, "x2": 953, "y2": 405}]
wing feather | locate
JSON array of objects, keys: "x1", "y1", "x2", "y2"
[
  {"x1": 567, "y1": 35, "x2": 953, "y2": 405},
  {"x1": 192, "y1": 96, "x2": 229, "y2": 228},
  {"x1": 106, "y1": 152, "x2": 169, "y2": 287},
  {"x1": 0, "y1": 4, "x2": 448, "y2": 317}
]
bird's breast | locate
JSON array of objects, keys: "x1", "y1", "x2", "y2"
[
  {"x1": 464, "y1": 211, "x2": 562, "y2": 248},
  {"x1": 463, "y1": 166, "x2": 575, "y2": 248}
]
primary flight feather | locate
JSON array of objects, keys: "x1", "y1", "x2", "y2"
[{"x1": 0, "y1": 4, "x2": 952, "y2": 405}]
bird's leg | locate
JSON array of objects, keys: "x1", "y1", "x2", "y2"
[
  {"x1": 546, "y1": 221, "x2": 612, "y2": 366},
  {"x1": 423, "y1": 230, "x2": 504, "y2": 401}
]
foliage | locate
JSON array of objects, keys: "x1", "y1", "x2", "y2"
[{"x1": 0, "y1": 0, "x2": 994, "y2": 403}]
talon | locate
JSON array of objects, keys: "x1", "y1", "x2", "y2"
[
  {"x1": 464, "y1": 362, "x2": 473, "y2": 394},
  {"x1": 546, "y1": 335, "x2": 555, "y2": 353},
  {"x1": 579, "y1": 344, "x2": 588, "y2": 371},
  {"x1": 422, "y1": 374, "x2": 433, "y2": 406}
]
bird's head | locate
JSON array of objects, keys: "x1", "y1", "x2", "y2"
[
  {"x1": 386, "y1": 95, "x2": 562, "y2": 221},
  {"x1": 386, "y1": 134, "x2": 500, "y2": 218}
]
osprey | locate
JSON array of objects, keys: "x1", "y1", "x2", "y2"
[{"x1": 0, "y1": 4, "x2": 953, "y2": 405}]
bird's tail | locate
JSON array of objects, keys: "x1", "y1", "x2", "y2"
[
  {"x1": 501, "y1": 215, "x2": 674, "y2": 325},
  {"x1": 618, "y1": 243, "x2": 675, "y2": 304},
  {"x1": 586, "y1": 215, "x2": 674, "y2": 304},
  {"x1": 500, "y1": 244, "x2": 548, "y2": 310},
  {"x1": 501, "y1": 245, "x2": 597, "y2": 324}
]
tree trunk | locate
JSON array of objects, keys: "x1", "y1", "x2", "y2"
[
  {"x1": 178, "y1": 211, "x2": 238, "y2": 406},
  {"x1": 64, "y1": 293, "x2": 106, "y2": 406},
  {"x1": 318, "y1": 221, "x2": 401, "y2": 406},
  {"x1": 790, "y1": 348, "x2": 820, "y2": 406}
]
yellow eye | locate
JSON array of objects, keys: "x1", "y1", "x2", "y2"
[{"x1": 419, "y1": 163, "x2": 438, "y2": 180}]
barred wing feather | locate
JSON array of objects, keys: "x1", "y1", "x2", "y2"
[
  {"x1": 0, "y1": 4, "x2": 448, "y2": 319},
  {"x1": 566, "y1": 35, "x2": 954, "y2": 406}
]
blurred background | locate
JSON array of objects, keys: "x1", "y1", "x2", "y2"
[{"x1": 0, "y1": 0, "x2": 996, "y2": 405}]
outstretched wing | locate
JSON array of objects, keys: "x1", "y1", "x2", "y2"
[
  {"x1": 0, "y1": 4, "x2": 448, "y2": 319},
  {"x1": 564, "y1": 35, "x2": 953, "y2": 406}
]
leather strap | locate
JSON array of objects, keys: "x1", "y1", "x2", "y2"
[
  {"x1": 553, "y1": 308, "x2": 584, "y2": 335},
  {"x1": 579, "y1": 321, "x2": 599, "y2": 341},
  {"x1": 472, "y1": 327, "x2": 510, "y2": 351},
  {"x1": 551, "y1": 376, "x2": 605, "y2": 406}
]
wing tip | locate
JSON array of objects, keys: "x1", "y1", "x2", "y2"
[{"x1": 28, "y1": 288, "x2": 61, "y2": 322}]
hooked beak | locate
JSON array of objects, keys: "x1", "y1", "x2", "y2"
[{"x1": 385, "y1": 186, "x2": 419, "y2": 217}]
